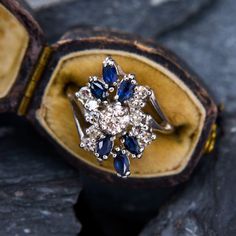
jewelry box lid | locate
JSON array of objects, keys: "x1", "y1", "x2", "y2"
[{"x1": 0, "y1": 0, "x2": 45, "y2": 113}]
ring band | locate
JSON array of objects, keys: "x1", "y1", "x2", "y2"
[{"x1": 67, "y1": 56, "x2": 174, "y2": 178}]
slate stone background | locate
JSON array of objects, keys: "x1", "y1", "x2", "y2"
[{"x1": 0, "y1": 0, "x2": 236, "y2": 235}]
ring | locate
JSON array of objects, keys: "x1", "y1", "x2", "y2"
[{"x1": 67, "y1": 57, "x2": 174, "y2": 178}]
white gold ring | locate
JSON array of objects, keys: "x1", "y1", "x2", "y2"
[{"x1": 67, "y1": 56, "x2": 174, "y2": 178}]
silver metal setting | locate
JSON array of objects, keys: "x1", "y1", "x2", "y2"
[{"x1": 67, "y1": 56, "x2": 174, "y2": 178}]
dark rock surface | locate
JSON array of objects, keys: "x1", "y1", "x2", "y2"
[
  {"x1": 158, "y1": 0, "x2": 236, "y2": 111},
  {"x1": 141, "y1": 0, "x2": 236, "y2": 234},
  {"x1": 140, "y1": 117, "x2": 233, "y2": 236},
  {"x1": 34, "y1": 0, "x2": 214, "y2": 42},
  {"x1": 0, "y1": 115, "x2": 81, "y2": 235},
  {"x1": 0, "y1": 0, "x2": 234, "y2": 235}
]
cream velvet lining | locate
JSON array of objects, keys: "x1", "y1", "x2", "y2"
[
  {"x1": 37, "y1": 50, "x2": 205, "y2": 178},
  {"x1": 0, "y1": 4, "x2": 29, "y2": 98}
]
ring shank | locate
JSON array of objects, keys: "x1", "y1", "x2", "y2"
[
  {"x1": 148, "y1": 117, "x2": 174, "y2": 134},
  {"x1": 148, "y1": 91, "x2": 174, "y2": 134}
]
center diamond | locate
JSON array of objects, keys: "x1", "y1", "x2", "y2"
[{"x1": 99, "y1": 103, "x2": 130, "y2": 135}]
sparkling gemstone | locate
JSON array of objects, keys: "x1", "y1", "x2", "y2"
[
  {"x1": 96, "y1": 136, "x2": 113, "y2": 158},
  {"x1": 90, "y1": 81, "x2": 107, "y2": 100},
  {"x1": 86, "y1": 125, "x2": 102, "y2": 139},
  {"x1": 130, "y1": 126, "x2": 156, "y2": 146},
  {"x1": 138, "y1": 129, "x2": 156, "y2": 145},
  {"x1": 128, "y1": 86, "x2": 150, "y2": 108},
  {"x1": 81, "y1": 138, "x2": 96, "y2": 152},
  {"x1": 99, "y1": 103, "x2": 130, "y2": 135},
  {"x1": 123, "y1": 135, "x2": 141, "y2": 155},
  {"x1": 103, "y1": 64, "x2": 118, "y2": 85},
  {"x1": 75, "y1": 87, "x2": 92, "y2": 101},
  {"x1": 114, "y1": 152, "x2": 130, "y2": 177},
  {"x1": 85, "y1": 111, "x2": 99, "y2": 124},
  {"x1": 85, "y1": 100, "x2": 99, "y2": 111},
  {"x1": 118, "y1": 80, "x2": 135, "y2": 102},
  {"x1": 134, "y1": 86, "x2": 150, "y2": 100},
  {"x1": 130, "y1": 110, "x2": 146, "y2": 126}
]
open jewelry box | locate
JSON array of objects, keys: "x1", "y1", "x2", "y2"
[{"x1": 0, "y1": 0, "x2": 217, "y2": 186}]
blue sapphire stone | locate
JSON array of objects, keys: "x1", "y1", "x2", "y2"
[
  {"x1": 96, "y1": 136, "x2": 113, "y2": 158},
  {"x1": 123, "y1": 135, "x2": 141, "y2": 155},
  {"x1": 103, "y1": 65, "x2": 118, "y2": 86},
  {"x1": 114, "y1": 152, "x2": 130, "y2": 177},
  {"x1": 90, "y1": 81, "x2": 107, "y2": 100},
  {"x1": 118, "y1": 79, "x2": 135, "y2": 102}
]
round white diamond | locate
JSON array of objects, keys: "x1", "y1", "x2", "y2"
[
  {"x1": 130, "y1": 110, "x2": 146, "y2": 126},
  {"x1": 130, "y1": 126, "x2": 156, "y2": 146},
  {"x1": 86, "y1": 125, "x2": 102, "y2": 139},
  {"x1": 85, "y1": 111, "x2": 99, "y2": 124},
  {"x1": 139, "y1": 130, "x2": 156, "y2": 145},
  {"x1": 99, "y1": 103, "x2": 130, "y2": 135},
  {"x1": 135, "y1": 86, "x2": 150, "y2": 99},
  {"x1": 85, "y1": 100, "x2": 99, "y2": 111},
  {"x1": 128, "y1": 86, "x2": 151, "y2": 109},
  {"x1": 76, "y1": 87, "x2": 92, "y2": 101},
  {"x1": 80, "y1": 138, "x2": 96, "y2": 152}
]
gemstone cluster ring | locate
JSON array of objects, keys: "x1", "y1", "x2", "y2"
[{"x1": 67, "y1": 57, "x2": 174, "y2": 178}]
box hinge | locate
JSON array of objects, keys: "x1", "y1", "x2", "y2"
[
  {"x1": 204, "y1": 123, "x2": 217, "y2": 154},
  {"x1": 17, "y1": 46, "x2": 52, "y2": 116}
]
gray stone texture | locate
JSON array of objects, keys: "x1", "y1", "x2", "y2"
[{"x1": 0, "y1": 0, "x2": 235, "y2": 235}]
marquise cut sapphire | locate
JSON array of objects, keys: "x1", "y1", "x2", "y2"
[
  {"x1": 103, "y1": 65, "x2": 118, "y2": 86},
  {"x1": 114, "y1": 152, "x2": 130, "y2": 177},
  {"x1": 123, "y1": 135, "x2": 141, "y2": 155},
  {"x1": 90, "y1": 81, "x2": 107, "y2": 100},
  {"x1": 118, "y1": 79, "x2": 135, "y2": 102},
  {"x1": 96, "y1": 136, "x2": 113, "y2": 158}
]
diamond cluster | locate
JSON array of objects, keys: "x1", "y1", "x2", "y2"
[
  {"x1": 99, "y1": 103, "x2": 130, "y2": 135},
  {"x1": 74, "y1": 57, "x2": 156, "y2": 178}
]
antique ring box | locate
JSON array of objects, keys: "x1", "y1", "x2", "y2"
[{"x1": 0, "y1": 0, "x2": 217, "y2": 187}]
